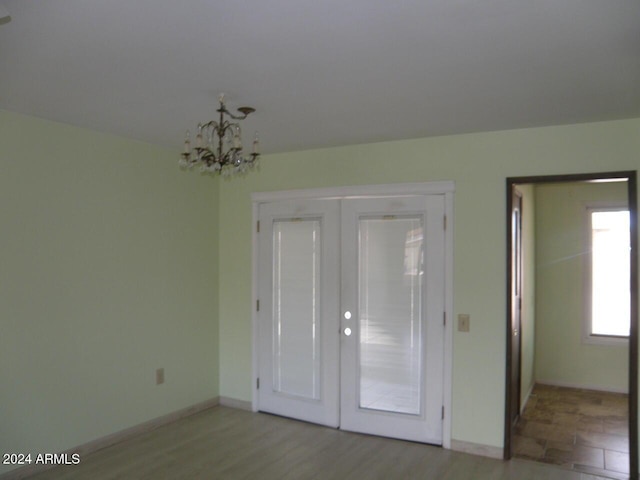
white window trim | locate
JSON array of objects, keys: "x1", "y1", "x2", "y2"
[{"x1": 582, "y1": 202, "x2": 630, "y2": 346}]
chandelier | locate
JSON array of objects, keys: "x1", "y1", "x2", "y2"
[{"x1": 179, "y1": 94, "x2": 260, "y2": 176}]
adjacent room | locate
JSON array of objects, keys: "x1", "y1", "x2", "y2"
[
  {"x1": 508, "y1": 177, "x2": 633, "y2": 478},
  {"x1": 1, "y1": 1, "x2": 639, "y2": 479}
]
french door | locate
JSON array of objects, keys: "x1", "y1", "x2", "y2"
[
  {"x1": 257, "y1": 199, "x2": 340, "y2": 427},
  {"x1": 257, "y1": 193, "x2": 446, "y2": 444}
]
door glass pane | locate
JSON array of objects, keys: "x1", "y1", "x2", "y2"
[
  {"x1": 272, "y1": 219, "x2": 321, "y2": 400},
  {"x1": 358, "y1": 216, "x2": 423, "y2": 415}
]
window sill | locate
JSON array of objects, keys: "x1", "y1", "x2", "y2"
[{"x1": 582, "y1": 334, "x2": 629, "y2": 347}]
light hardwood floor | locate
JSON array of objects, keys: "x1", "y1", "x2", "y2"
[{"x1": 25, "y1": 406, "x2": 615, "y2": 480}]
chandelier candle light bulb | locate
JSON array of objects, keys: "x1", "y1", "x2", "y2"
[
  {"x1": 179, "y1": 93, "x2": 260, "y2": 176},
  {"x1": 183, "y1": 131, "x2": 191, "y2": 154},
  {"x1": 196, "y1": 124, "x2": 203, "y2": 148}
]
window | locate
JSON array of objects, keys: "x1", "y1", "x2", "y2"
[{"x1": 585, "y1": 207, "x2": 630, "y2": 342}]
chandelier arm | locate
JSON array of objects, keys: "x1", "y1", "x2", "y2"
[
  {"x1": 201, "y1": 148, "x2": 217, "y2": 165},
  {"x1": 207, "y1": 122, "x2": 222, "y2": 150},
  {"x1": 202, "y1": 120, "x2": 217, "y2": 129}
]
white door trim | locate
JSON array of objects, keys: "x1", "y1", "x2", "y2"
[
  {"x1": 251, "y1": 181, "x2": 454, "y2": 449},
  {"x1": 252, "y1": 181, "x2": 455, "y2": 203}
]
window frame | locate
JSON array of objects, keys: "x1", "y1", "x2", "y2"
[{"x1": 582, "y1": 202, "x2": 630, "y2": 346}]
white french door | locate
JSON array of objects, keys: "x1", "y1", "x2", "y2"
[
  {"x1": 340, "y1": 195, "x2": 444, "y2": 443},
  {"x1": 257, "y1": 191, "x2": 446, "y2": 444},
  {"x1": 257, "y1": 199, "x2": 340, "y2": 427}
]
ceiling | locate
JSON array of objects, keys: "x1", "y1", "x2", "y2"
[{"x1": 0, "y1": 0, "x2": 638, "y2": 154}]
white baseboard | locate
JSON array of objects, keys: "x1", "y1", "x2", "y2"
[
  {"x1": 0, "y1": 397, "x2": 220, "y2": 480},
  {"x1": 219, "y1": 396, "x2": 253, "y2": 411},
  {"x1": 520, "y1": 382, "x2": 535, "y2": 413},
  {"x1": 450, "y1": 439, "x2": 503, "y2": 460},
  {"x1": 536, "y1": 379, "x2": 628, "y2": 394}
]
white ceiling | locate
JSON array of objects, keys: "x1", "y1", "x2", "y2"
[{"x1": 0, "y1": 0, "x2": 638, "y2": 154}]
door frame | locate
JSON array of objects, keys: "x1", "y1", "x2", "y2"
[
  {"x1": 504, "y1": 171, "x2": 638, "y2": 479},
  {"x1": 509, "y1": 187, "x2": 523, "y2": 429},
  {"x1": 251, "y1": 181, "x2": 455, "y2": 448}
]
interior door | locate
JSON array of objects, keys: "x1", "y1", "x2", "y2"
[
  {"x1": 257, "y1": 199, "x2": 340, "y2": 427},
  {"x1": 340, "y1": 195, "x2": 445, "y2": 444},
  {"x1": 510, "y1": 188, "x2": 523, "y2": 427}
]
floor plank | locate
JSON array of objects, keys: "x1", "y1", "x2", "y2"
[{"x1": 25, "y1": 406, "x2": 615, "y2": 480}]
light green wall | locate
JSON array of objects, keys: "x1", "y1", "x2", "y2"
[
  {"x1": 0, "y1": 110, "x2": 219, "y2": 475},
  {"x1": 518, "y1": 185, "x2": 536, "y2": 410},
  {"x1": 534, "y1": 181, "x2": 628, "y2": 392},
  {"x1": 2, "y1": 111, "x2": 638, "y2": 468},
  {"x1": 218, "y1": 118, "x2": 640, "y2": 449}
]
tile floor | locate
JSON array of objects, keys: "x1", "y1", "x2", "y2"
[{"x1": 514, "y1": 384, "x2": 630, "y2": 479}]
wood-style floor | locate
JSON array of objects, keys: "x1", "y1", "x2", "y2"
[
  {"x1": 514, "y1": 384, "x2": 629, "y2": 479},
  {"x1": 25, "y1": 405, "x2": 615, "y2": 480}
]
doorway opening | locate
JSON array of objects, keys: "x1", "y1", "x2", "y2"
[{"x1": 505, "y1": 171, "x2": 638, "y2": 479}]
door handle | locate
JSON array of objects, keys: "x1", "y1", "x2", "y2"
[{"x1": 343, "y1": 311, "x2": 352, "y2": 336}]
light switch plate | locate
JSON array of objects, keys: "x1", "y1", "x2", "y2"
[{"x1": 458, "y1": 314, "x2": 470, "y2": 332}]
